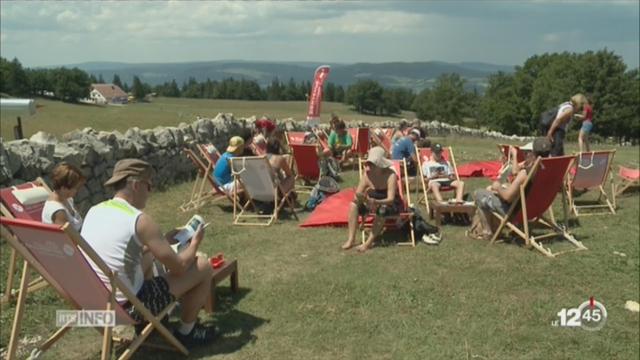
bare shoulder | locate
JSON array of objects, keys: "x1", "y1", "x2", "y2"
[{"x1": 136, "y1": 213, "x2": 160, "y2": 244}]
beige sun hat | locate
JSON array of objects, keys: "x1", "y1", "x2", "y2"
[{"x1": 366, "y1": 146, "x2": 393, "y2": 169}]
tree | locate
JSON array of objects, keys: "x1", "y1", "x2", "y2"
[
  {"x1": 335, "y1": 85, "x2": 345, "y2": 103},
  {"x1": 131, "y1": 75, "x2": 147, "y2": 100},
  {"x1": 50, "y1": 67, "x2": 90, "y2": 102},
  {"x1": 0, "y1": 57, "x2": 30, "y2": 96},
  {"x1": 112, "y1": 74, "x2": 123, "y2": 88},
  {"x1": 324, "y1": 82, "x2": 336, "y2": 102},
  {"x1": 97, "y1": 74, "x2": 105, "y2": 83},
  {"x1": 346, "y1": 79, "x2": 384, "y2": 114},
  {"x1": 413, "y1": 73, "x2": 468, "y2": 124}
]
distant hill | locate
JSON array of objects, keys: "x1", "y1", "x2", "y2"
[{"x1": 58, "y1": 60, "x2": 514, "y2": 92}]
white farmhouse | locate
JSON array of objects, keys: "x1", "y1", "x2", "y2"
[{"x1": 89, "y1": 84, "x2": 128, "y2": 104}]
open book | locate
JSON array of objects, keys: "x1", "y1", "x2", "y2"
[{"x1": 174, "y1": 214, "x2": 209, "y2": 246}]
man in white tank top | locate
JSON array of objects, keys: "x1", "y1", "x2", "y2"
[{"x1": 81, "y1": 159, "x2": 216, "y2": 346}]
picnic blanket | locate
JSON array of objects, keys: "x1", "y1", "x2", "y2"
[
  {"x1": 456, "y1": 161, "x2": 502, "y2": 180},
  {"x1": 300, "y1": 188, "x2": 355, "y2": 228}
]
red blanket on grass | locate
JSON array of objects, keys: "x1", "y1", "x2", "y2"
[
  {"x1": 300, "y1": 188, "x2": 355, "y2": 228},
  {"x1": 457, "y1": 161, "x2": 502, "y2": 180}
]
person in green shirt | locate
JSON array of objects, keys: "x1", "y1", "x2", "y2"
[{"x1": 327, "y1": 121, "x2": 353, "y2": 166}]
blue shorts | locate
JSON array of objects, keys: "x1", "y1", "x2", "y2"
[{"x1": 581, "y1": 121, "x2": 593, "y2": 134}]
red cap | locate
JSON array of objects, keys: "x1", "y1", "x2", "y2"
[{"x1": 255, "y1": 118, "x2": 276, "y2": 132}]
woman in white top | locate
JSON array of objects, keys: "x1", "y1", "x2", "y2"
[{"x1": 41, "y1": 162, "x2": 86, "y2": 231}]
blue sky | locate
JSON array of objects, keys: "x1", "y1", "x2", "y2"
[{"x1": 1, "y1": 0, "x2": 638, "y2": 68}]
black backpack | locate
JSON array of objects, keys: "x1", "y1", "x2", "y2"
[
  {"x1": 407, "y1": 207, "x2": 439, "y2": 239},
  {"x1": 540, "y1": 106, "x2": 559, "y2": 127}
]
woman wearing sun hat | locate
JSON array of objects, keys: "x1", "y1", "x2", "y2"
[{"x1": 342, "y1": 146, "x2": 402, "y2": 252}]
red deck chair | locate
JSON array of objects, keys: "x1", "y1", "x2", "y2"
[
  {"x1": 289, "y1": 144, "x2": 321, "y2": 192},
  {"x1": 566, "y1": 150, "x2": 616, "y2": 216},
  {"x1": 497, "y1": 144, "x2": 526, "y2": 163},
  {"x1": 415, "y1": 146, "x2": 460, "y2": 213},
  {"x1": 1, "y1": 179, "x2": 52, "y2": 303},
  {"x1": 615, "y1": 166, "x2": 639, "y2": 197},
  {"x1": 285, "y1": 131, "x2": 306, "y2": 146},
  {"x1": 315, "y1": 130, "x2": 331, "y2": 153},
  {"x1": 489, "y1": 155, "x2": 587, "y2": 258},
  {"x1": 179, "y1": 146, "x2": 233, "y2": 212},
  {"x1": 348, "y1": 127, "x2": 370, "y2": 159},
  {"x1": 375, "y1": 130, "x2": 393, "y2": 154},
  {"x1": 0, "y1": 218, "x2": 187, "y2": 360},
  {"x1": 358, "y1": 159, "x2": 416, "y2": 247},
  {"x1": 197, "y1": 143, "x2": 221, "y2": 166}
]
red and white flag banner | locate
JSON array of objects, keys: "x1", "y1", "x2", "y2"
[{"x1": 306, "y1": 65, "x2": 331, "y2": 126}]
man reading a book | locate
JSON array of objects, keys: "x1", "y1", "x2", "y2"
[
  {"x1": 82, "y1": 159, "x2": 216, "y2": 347},
  {"x1": 421, "y1": 143, "x2": 465, "y2": 204}
]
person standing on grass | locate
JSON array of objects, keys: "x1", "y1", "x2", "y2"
[
  {"x1": 541, "y1": 93, "x2": 587, "y2": 156},
  {"x1": 82, "y1": 159, "x2": 216, "y2": 346},
  {"x1": 42, "y1": 162, "x2": 86, "y2": 231},
  {"x1": 575, "y1": 96, "x2": 594, "y2": 153}
]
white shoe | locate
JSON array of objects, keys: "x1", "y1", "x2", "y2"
[{"x1": 422, "y1": 233, "x2": 441, "y2": 245}]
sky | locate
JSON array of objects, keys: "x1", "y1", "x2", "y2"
[{"x1": 1, "y1": 0, "x2": 638, "y2": 69}]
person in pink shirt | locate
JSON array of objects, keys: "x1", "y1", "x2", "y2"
[{"x1": 576, "y1": 97, "x2": 594, "y2": 153}]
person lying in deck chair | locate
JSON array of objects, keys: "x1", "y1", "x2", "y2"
[
  {"x1": 82, "y1": 159, "x2": 216, "y2": 347},
  {"x1": 471, "y1": 138, "x2": 551, "y2": 240},
  {"x1": 214, "y1": 136, "x2": 245, "y2": 195},
  {"x1": 421, "y1": 143, "x2": 465, "y2": 204}
]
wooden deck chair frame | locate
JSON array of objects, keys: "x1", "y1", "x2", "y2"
[
  {"x1": 289, "y1": 143, "x2": 322, "y2": 193},
  {"x1": 0, "y1": 217, "x2": 188, "y2": 360},
  {"x1": 230, "y1": 156, "x2": 298, "y2": 226},
  {"x1": 179, "y1": 147, "x2": 233, "y2": 212},
  {"x1": 415, "y1": 145, "x2": 460, "y2": 214},
  {"x1": 565, "y1": 150, "x2": 616, "y2": 216},
  {"x1": 489, "y1": 156, "x2": 588, "y2": 258},
  {"x1": 1, "y1": 178, "x2": 52, "y2": 304},
  {"x1": 614, "y1": 165, "x2": 640, "y2": 197},
  {"x1": 357, "y1": 159, "x2": 416, "y2": 247}
]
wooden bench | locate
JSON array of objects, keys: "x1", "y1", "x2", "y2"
[{"x1": 205, "y1": 259, "x2": 239, "y2": 312}]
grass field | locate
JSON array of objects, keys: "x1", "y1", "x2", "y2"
[
  {"x1": 1, "y1": 136, "x2": 638, "y2": 359},
  {"x1": 0, "y1": 97, "x2": 416, "y2": 139}
]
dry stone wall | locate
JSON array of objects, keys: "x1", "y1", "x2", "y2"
[{"x1": 0, "y1": 114, "x2": 531, "y2": 215}]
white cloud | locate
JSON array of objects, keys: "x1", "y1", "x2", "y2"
[
  {"x1": 311, "y1": 11, "x2": 425, "y2": 35},
  {"x1": 543, "y1": 33, "x2": 561, "y2": 43},
  {"x1": 56, "y1": 9, "x2": 79, "y2": 24},
  {"x1": 543, "y1": 30, "x2": 582, "y2": 44}
]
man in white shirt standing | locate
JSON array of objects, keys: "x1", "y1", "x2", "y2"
[{"x1": 81, "y1": 159, "x2": 215, "y2": 347}]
